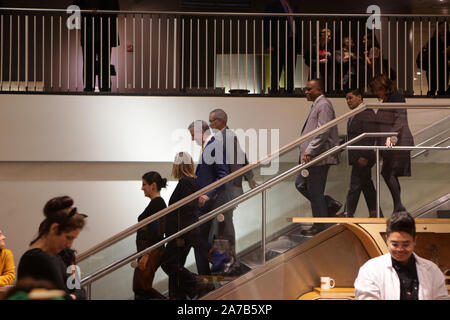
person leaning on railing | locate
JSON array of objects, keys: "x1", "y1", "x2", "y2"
[{"x1": 0, "y1": 229, "x2": 15, "y2": 287}]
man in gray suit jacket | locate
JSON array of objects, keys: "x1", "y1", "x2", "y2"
[{"x1": 295, "y1": 78, "x2": 342, "y2": 236}]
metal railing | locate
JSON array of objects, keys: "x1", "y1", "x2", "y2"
[
  {"x1": 76, "y1": 102, "x2": 449, "y2": 263},
  {"x1": 0, "y1": 8, "x2": 449, "y2": 95},
  {"x1": 80, "y1": 131, "x2": 396, "y2": 289}
]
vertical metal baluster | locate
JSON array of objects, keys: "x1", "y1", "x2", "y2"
[
  {"x1": 364, "y1": 25, "x2": 367, "y2": 92},
  {"x1": 206, "y1": 18, "x2": 208, "y2": 89},
  {"x1": 278, "y1": 19, "x2": 280, "y2": 90},
  {"x1": 348, "y1": 20, "x2": 351, "y2": 89},
  {"x1": 445, "y1": 20, "x2": 448, "y2": 94},
  {"x1": 173, "y1": 17, "x2": 177, "y2": 90},
  {"x1": 333, "y1": 20, "x2": 336, "y2": 91},
  {"x1": 230, "y1": 19, "x2": 232, "y2": 91},
  {"x1": 51, "y1": 15, "x2": 53, "y2": 89},
  {"x1": 371, "y1": 25, "x2": 375, "y2": 82},
  {"x1": 181, "y1": 17, "x2": 184, "y2": 90},
  {"x1": 166, "y1": 18, "x2": 169, "y2": 90},
  {"x1": 396, "y1": 19, "x2": 399, "y2": 88},
  {"x1": 315, "y1": 20, "x2": 319, "y2": 81},
  {"x1": 420, "y1": 19, "x2": 423, "y2": 95},
  {"x1": 1, "y1": 15, "x2": 3, "y2": 90},
  {"x1": 301, "y1": 19, "x2": 304, "y2": 88},
  {"x1": 8, "y1": 15, "x2": 11, "y2": 90},
  {"x1": 293, "y1": 15, "x2": 296, "y2": 92},
  {"x1": 436, "y1": 20, "x2": 439, "y2": 94},
  {"x1": 270, "y1": 19, "x2": 273, "y2": 90},
  {"x1": 340, "y1": 20, "x2": 343, "y2": 92},
  {"x1": 67, "y1": 15, "x2": 70, "y2": 91},
  {"x1": 411, "y1": 19, "x2": 414, "y2": 95},
  {"x1": 116, "y1": 16, "x2": 119, "y2": 90},
  {"x1": 285, "y1": 19, "x2": 287, "y2": 91},
  {"x1": 253, "y1": 19, "x2": 256, "y2": 93},
  {"x1": 222, "y1": 19, "x2": 225, "y2": 90},
  {"x1": 100, "y1": 16, "x2": 103, "y2": 91},
  {"x1": 41, "y1": 15, "x2": 44, "y2": 91},
  {"x1": 380, "y1": 17, "x2": 383, "y2": 76},
  {"x1": 59, "y1": 15, "x2": 62, "y2": 89},
  {"x1": 357, "y1": 20, "x2": 359, "y2": 89},
  {"x1": 197, "y1": 18, "x2": 199, "y2": 89},
  {"x1": 92, "y1": 16, "x2": 94, "y2": 89},
  {"x1": 158, "y1": 17, "x2": 161, "y2": 89},
  {"x1": 309, "y1": 20, "x2": 311, "y2": 80},
  {"x1": 428, "y1": 20, "x2": 431, "y2": 94},
  {"x1": 376, "y1": 149, "x2": 380, "y2": 218},
  {"x1": 261, "y1": 19, "x2": 264, "y2": 93},
  {"x1": 141, "y1": 16, "x2": 143, "y2": 89},
  {"x1": 404, "y1": 20, "x2": 407, "y2": 93},
  {"x1": 388, "y1": 18, "x2": 391, "y2": 79},
  {"x1": 325, "y1": 21, "x2": 328, "y2": 93},
  {"x1": 124, "y1": 16, "x2": 127, "y2": 89},
  {"x1": 149, "y1": 16, "x2": 152, "y2": 89},
  {"x1": 17, "y1": 15, "x2": 20, "y2": 91},
  {"x1": 84, "y1": 17, "x2": 86, "y2": 90},
  {"x1": 214, "y1": 18, "x2": 217, "y2": 90},
  {"x1": 246, "y1": 19, "x2": 248, "y2": 91},
  {"x1": 108, "y1": 17, "x2": 110, "y2": 91},
  {"x1": 25, "y1": 15, "x2": 28, "y2": 91},
  {"x1": 75, "y1": 16, "x2": 78, "y2": 91},
  {"x1": 237, "y1": 19, "x2": 240, "y2": 89},
  {"x1": 189, "y1": 18, "x2": 192, "y2": 89},
  {"x1": 133, "y1": 15, "x2": 136, "y2": 89}
]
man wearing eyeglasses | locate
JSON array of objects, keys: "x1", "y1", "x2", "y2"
[{"x1": 354, "y1": 211, "x2": 449, "y2": 300}]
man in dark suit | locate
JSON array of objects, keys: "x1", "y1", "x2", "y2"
[
  {"x1": 295, "y1": 78, "x2": 342, "y2": 236},
  {"x1": 188, "y1": 120, "x2": 231, "y2": 275},
  {"x1": 337, "y1": 89, "x2": 380, "y2": 218},
  {"x1": 208, "y1": 108, "x2": 257, "y2": 275},
  {"x1": 74, "y1": 0, "x2": 120, "y2": 92},
  {"x1": 264, "y1": 0, "x2": 300, "y2": 94}
]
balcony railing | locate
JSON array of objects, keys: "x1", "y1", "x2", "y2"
[{"x1": 0, "y1": 8, "x2": 449, "y2": 96}]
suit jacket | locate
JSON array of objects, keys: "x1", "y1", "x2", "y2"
[
  {"x1": 347, "y1": 105, "x2": 377, "y2": 166},
  {"x1": 299, "y1": 95, "x2": 340, "y2": 166},
  {"x1": 195, "y1": 135, "x2": 231, "y2": 215}
]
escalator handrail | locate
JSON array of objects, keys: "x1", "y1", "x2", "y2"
[{"x1": 79, "y1": 131, "x2": 397, "y2": 286}]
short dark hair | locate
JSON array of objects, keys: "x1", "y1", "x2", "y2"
[
  {"x1": 188, "y1": 120, "x2": 210, "y2": 133},
  {"x1": 309, "y1": 78, "x2": 324, "y2": 92},
  {"x1": 370, "y1": 74, "x2": 397, "y2": 96},
  {"x1": 345, "y1": 88, "x2": 363, "y2": 97},
  {"x1": 386, "y1": 211, "x2": 416, "y2": 238}
]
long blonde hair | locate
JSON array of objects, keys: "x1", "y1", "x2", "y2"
[{"x1": 171, "y1": 152, "x2": 196, "y2": 179}]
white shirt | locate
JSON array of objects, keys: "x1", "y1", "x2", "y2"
[{"x1": 354, "y1": 253, "x2": 449, "y2": 300}]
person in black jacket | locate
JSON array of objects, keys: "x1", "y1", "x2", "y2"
[
  {"x1": 338, "y1": 89, "x2": 380, "y2": 218},
  {"x1": 133, "y1": 171, "x2": 168, "y2": 300},
  {"x1": 264, "y1": 0, "x2": 300, "y2": 94},
  {"x1": 160, "y1": 152, "x2": 213, "y2": 299},
  {"x1": 370, "y1": 74, "x2": 414, "y2": 213},
  {"x1": 74, "y1": 0, "x2": 120, "y2": 92}
]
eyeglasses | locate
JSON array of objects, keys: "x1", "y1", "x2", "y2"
[{"x1": 209, "y1": 118, "x2": 217, "y2": 123}]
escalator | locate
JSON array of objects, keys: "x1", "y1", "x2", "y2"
[{"x1": 76, "y1": 103, "x2": 450, "y2": 300}]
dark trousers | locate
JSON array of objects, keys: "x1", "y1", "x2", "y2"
[
  {"x1": 212, "y1": 209, "x2": 237, "y2": 260},
  {"x1": 270, "y1": 38, "x2": 295, "y2": 93},
  {"x1": 426, "y1": 69, "x2": 450, "y2": 95},
  {"x1": 82, "y1": 43, "x2": 112, "y2": 91},
  {"x1": 161, "y1": 236, "x2": 199, "y2": 299},
  {"x1": 193, "y1": 220, "x2": 212, "y2": 275},
  {"x1": 295, "y1": 165, "x2": 333, "y2": 230},
  {"x1": 382, "y1": 171, "x2": 406, "y2": 213},
  {"x1": 345, "y1": 164, "x2": 377, "y2": 215}
]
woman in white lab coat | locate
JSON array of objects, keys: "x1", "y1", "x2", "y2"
[{"x1": 354, "y1": 211, "x2": 449, "y2": 300}]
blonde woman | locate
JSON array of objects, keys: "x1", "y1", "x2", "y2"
[{"x1": 161, "y1": 152, "x2": 212, "y2": 299}]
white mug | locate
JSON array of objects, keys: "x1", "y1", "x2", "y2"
[{"x1": 320, "y1": 276, "x2": 336, "y2": 290}]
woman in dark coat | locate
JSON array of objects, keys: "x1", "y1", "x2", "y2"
[
  {"x1": 161, "y1": 152, "x2": 212, "y2": 299},
  {"x1": 370, "y1": 74, "x2": 414, "y2": 213}
]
